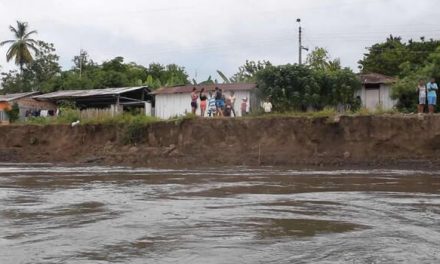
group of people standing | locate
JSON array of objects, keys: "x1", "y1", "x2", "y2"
[
  {"x1": 191, "y1": 87, "x2": 248, "y2": 117},
  {"x1": 417, "y1": 78, "x2": 438, "y2": 114}
]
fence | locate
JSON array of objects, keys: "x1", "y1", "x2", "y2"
[{"x1": 79, "y1": 107, "x2": 121, "y2": 120}]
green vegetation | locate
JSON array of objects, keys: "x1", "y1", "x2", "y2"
[
  {"x1": 248, "y1": 106, "x2": 398, "y2": 120},
  {"x1": 2, "y1": 20, "x2": 440, "y2": 116},
  {"x1": 24, "y1": 110, "x2": 159, "y2": 126},
  {"x1": 256, "y1": 50, "x2": 361, "y2": 112},
  {"x1": 4, "y1": 102, "x2": 20, "y2": 123},
  {"x1": 0, "y1": 21, "x2": 38, "y2": 72},
  {"x1": 359, "y1": 36, "x2": 440, "y2": 112}
]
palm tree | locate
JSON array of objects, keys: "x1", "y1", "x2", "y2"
[{"x1": 0, "y1": 21, "x2": 39, "y2": 72}]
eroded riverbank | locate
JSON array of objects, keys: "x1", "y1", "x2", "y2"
[{"x1": 1, "y1": 115, "x2": 440, "y2": 167}]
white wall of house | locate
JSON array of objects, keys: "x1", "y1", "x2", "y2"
[
  {"x1": 155, "y1": 90, "x2": 253, "y2": 119},
  {"x1": 356, "y1": 84, "x2": 397, "y2": 110}
]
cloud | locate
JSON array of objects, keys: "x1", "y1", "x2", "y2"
[{"x1": 0, "y1": 0, "x2": 438, "y2": 81}]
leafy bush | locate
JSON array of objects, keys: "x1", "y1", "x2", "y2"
[
  {"x1": 256, "y1": 64, "x2": 361, "y2": 112},
  {"x1": 4, "y1": 103, "x2": 20, "y2": 123}
]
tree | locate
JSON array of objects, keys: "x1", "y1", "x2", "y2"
[
  {"x1": 306, "y1": 47, "x2": 342, "y2": 72},
  {"x1": 4, "y1": 102, "x2": 20, "y2": 123},
  {"x1": 231, "y1": 60, "x2": 271, "y2": 83},
  {"x1": 358, "y1": 36, "x2": 440, "y2": 77},
  {"x1": 0, "y1": 21, "x2": 39, "y2": 73},
  {"x1": 306, "y1": 47, "x2": 330, "y2": 71},
  {"x1": 145, "y1": 63, "x2": 189, "y2": 88},
  {"x1": 256, "y1": 64, "x2": 360, "y2": 112},
  {"x1": 72, "y1": 49, "x2": 96, "y2": 75},
  {"x1": 392, "y1": 46, "x2": 440, "y2": 112},
  {"x1": 1, "y1": 41, "x2": 61, "y2": 93}
]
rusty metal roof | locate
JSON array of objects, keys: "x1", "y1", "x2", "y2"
[
  {"x1": 0, "y1": 91, "x2": 40, "y2": 102},
  {"x1": 152, "y1": 83, "x2": 257, "y2": 95},
  {"x1": 359, "y1": 73, "x2": 396, "y2": 84},
  {"x1": 33, "y1": 86, "x2": 149, "y2": 100}
]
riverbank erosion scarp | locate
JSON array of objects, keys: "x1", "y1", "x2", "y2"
[{"x1": 1, "y1": 115, "x2": 440, "y2": 167}]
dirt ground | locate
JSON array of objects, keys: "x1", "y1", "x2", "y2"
[{"x1": 1, "y1": 115, "x2": 440, "y2": 168}]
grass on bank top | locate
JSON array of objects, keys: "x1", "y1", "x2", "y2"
[
  {"x1": 247, "y1": 106, "x2": 399, "y2": 119},
  {"x1": 20, "y1": 106, "x2": 401, "y2": 126},
  {"x1": 23, "y1": 108, "x2": 160, "y2": 126}
]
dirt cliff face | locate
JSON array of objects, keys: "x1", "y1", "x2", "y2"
[{"x1": 0, "y1": 115, "x2": 439, "y2": 167}]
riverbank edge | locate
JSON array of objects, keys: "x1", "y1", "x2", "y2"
[{"x1": 1, "y1": 115, "x2": 440, "y2": 168}]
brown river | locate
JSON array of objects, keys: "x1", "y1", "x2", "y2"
[{"x1": 0, "y1": 163, "x2": 440, "y2": 264}]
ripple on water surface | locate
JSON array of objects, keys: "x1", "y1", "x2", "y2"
[{"x1": 0, "y1": 164, "x2": 440, "y2": 263}]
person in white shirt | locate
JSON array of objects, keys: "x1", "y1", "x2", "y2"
[
  {"x1": 417, "y1": 79, "x2": 427, "y2": 114},
  {"x1": 228, "y1": 91, "x2": 237, "y2": 117},
  {"x1": 262, "y1": 99, "x2": 273, "y2": 113}
]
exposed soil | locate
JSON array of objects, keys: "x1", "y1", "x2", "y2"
[{"x1": 1, "y1": 115, "x2": 440, "y2": 167}]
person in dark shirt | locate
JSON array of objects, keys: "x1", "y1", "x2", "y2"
[{"x1": 190, "y1": 87, "x2": 198, "y2": 115}]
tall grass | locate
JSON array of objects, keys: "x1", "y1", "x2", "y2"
[{"x1": 24, "y1": 108, "x2": 159, "y2": 126}]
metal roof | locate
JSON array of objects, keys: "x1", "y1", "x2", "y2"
[
  {"x1": 33, "y1": 86, "x2": 150, "y2": 100},
  {"x1": 152, "y1": 83, "x2": 257, "y2": 95},
  {"x1": 0, "y1": 91, "x2": 40, "y2": 102},
  {"x1": 359, "y1": 73, "x2": 396, "y2": 85}
]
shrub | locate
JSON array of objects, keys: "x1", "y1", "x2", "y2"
[{"x1": 5, "y1": 103, "x2": 20, "y2": 123}]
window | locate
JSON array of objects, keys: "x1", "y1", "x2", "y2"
[{"x1": 365, "y1": 83, "x2": 380, "y2": 89}]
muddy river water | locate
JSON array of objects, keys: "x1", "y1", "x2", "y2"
[{"x1": 0, "y1": 164, "x2": 439, "y2": 263}]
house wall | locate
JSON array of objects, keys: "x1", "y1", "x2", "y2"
[
  {"x1": 0, "y1": 102, "x2": 10, "y2": 123},
  {"x1": 16, "y1": 98, "x2": 58, "y2": 119},
  {"x1": 356, "y1": 84, "x2": 397, "y2": 110},
  {"x1": 155, "y1": 90, "x2": 253, "y2": 119},
  {"x1": 0, "y1": 102, "x2": 10, "y2": 111}
]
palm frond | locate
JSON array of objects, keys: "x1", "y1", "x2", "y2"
[
  {"x1": 0, "y1": 39, "x2": 15, "y2": 46},
  {"x1": 217, "y1": 70, "x2": 231, "y2": 84},
  {"x1": 27, "y1": 43, "x2": 39, "y2": 55},
  {"x1": 6, "y1": 45, "x2": 17, "y2": 62},
  {"x1": 16, "y1": 21, "x2": 28, "y2": 37},
  {"x1": 9, "y1": 25, "x2": 19, "y2": 37},
  {"x1": 21, "y1": 47, "x2": 34, "y2": 64},
  {"x1": 23, "y1": 30, "x2": 37, "y2": 40}
]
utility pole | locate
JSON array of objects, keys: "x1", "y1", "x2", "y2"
[
  {"x1": 297, "y1": 18, "x2": 302, "y2": 65},
  {"x1": 79, "y1": 49, "x2": 85, "y2": 79},
  {"x1": 297, "y1": 18, "x2": 308, "y2": 65}
]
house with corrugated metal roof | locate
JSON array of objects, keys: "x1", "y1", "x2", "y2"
[
  {"x1": 151, "y1": 83, "x2": 258, "y2": 119},
  {"x1": 357, "y1": 73, "x2": 397, "y2": 110},
  {"x1": 34, "y1": 86, "x2": 153, "y2": 116},
  {"x1": 0, "y1": 92, "x2": 57, "y2": 124}
]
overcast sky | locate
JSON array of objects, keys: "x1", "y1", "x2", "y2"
[{"x1": 0, "y1": 0, "x2": 438, "y2": 81}]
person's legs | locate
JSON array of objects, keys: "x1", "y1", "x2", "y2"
[
  {"x1": 419, "y1": 96, "x2": 425, "y2": 113},
  {"x1": 428, "y1": 96, "x2": 437, "y2": 114},
  {"x1": 200, "y1": 101, "x2": 206, "y2": 117},
  {"x1": 191, "y1": 102, "x2": 197, "y2": 115}
]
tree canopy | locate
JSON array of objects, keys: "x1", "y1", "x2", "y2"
[
  {"x1": 0, "y1": 21, "x2": 39, "y2": 71},
  {"x1": 359, "y1": 35, "x2": 440, "y2": 77},
  {"x1": 256, "y1": 63, "x2": 360, "y2": 112}
]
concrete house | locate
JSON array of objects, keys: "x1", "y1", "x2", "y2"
[
  {"x1": 0, "y1": 92, "x2": 57, "y2": 124},
  {"x1": 152, "y1": 83, "x2": 258, "y2": 119},
  {"x1": 357, "y1": 73, "x2": 397, "y2": 110}
]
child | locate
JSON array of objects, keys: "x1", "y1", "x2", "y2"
[{"x1": 241, "y1": 97, "x2": 248, "y2": 116}]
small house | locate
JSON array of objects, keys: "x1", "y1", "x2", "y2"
[
  {"x1": 152, "y1": 83, "x2": 258, "y2": 119},
  {"x1": 34, "y1": 86, "x2": 152, "y2": 116},
  {"x1": 357, "y1": 73, "x2": 397, "y2": 110},
  {"x1": 0, "y1": 92, "x2": 57, "y2": 124}
]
